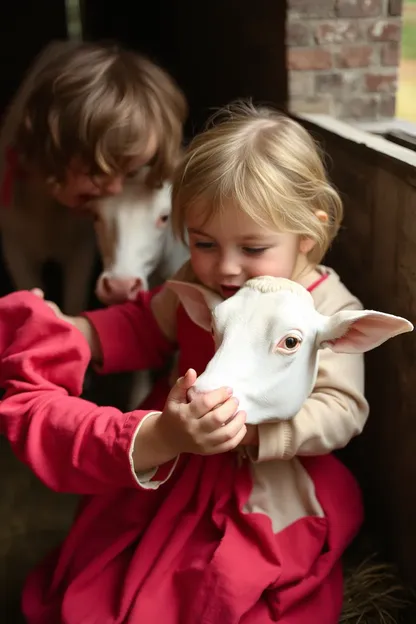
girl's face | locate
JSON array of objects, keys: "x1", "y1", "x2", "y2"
[{"x1": 187, "y1": 200, "x2": 315, "y2": 299}]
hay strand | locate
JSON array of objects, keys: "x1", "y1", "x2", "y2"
[{"x1": 341, "y1": 553, "x2": 414, "y2": 624}]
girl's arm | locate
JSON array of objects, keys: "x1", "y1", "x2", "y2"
[
  {"x1": 36, "y1": 285, "x2": 177, "y2": 375},
  {"x1": 77, "y1": 261, "x2": 195, "y2": 373},
  {"x1": 0, "y1": 291, "x2": 178, "y2": 494},
  {"x1": 81, "y1": 286, "x2": 177, "y2": 374}
]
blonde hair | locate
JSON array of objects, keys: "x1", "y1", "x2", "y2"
[
  {"x1": 15, "y1": 41, "x2": 187, "y2": 187},
  {"x1": 171, "y1": 101, "x2": 343, "y2": 264}
]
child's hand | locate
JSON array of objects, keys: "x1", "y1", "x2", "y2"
[
  {"x1": 158, "y1": 369, "x2": 247, "y2": 456},
  {"x1": 30, "y1": 288, "x2": 101, "y2": 362},
  {"x1": 31, "y1": 289, "x2": 76, "y2": 326}
]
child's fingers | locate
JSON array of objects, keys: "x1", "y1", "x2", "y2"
[
  {"x1": 31, "y1": 291, "x2": 65, "y2": 320},
  {"x1": 45, "y1": 301, "x2": 64, "y2": 316},
  {"x1": 208, "y1": 410, "x2": 247, "y2": 447},
  {"x1": 210, "y1": 413, "x2": 248, "y2": 453},
  {"x1": 169, "y1": 369, "x2": 197, "y2": 404},
  {"x1": 31, "y1": 288, "x2": 44, "y2": 299},
  {"x1": 197, "y1": 396, "x2": 240, "y2": 432},
  {"x1": 188, "y1": 387, "x2": 234, "y2": 419},
  {"x1": 182, "y1": 368, "x2": 197, "y2": 389}
]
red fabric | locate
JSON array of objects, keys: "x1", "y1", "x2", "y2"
[
  {"x1": 0, "y1": 291, "x2": 156, "y2": 493},
  {"x1": 82, "y1": 286, "x2": 175, "y2": 375},
  {"x1": 0, "y1": 287, "x2": 363, "y2": 624}
]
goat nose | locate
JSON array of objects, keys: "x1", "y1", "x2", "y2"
[{"x1": 96, "y1": 275, "x2": 143, "y2": 305}]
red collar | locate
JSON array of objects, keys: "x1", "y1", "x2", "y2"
[{"x1": 307, "y1": 272, "x2": 329, "y2": 293}]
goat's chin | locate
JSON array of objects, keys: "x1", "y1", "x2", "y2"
[
  {"x1": 241, "y1": 396, "x2": 302, "y2": 425},
  {"x1": 192, "y1": 377, "x2": 305, "y2": 425}
]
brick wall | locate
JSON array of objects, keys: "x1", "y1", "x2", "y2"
[{"x1": 287, "y1": 0, "x2": 403, "y2": 120}]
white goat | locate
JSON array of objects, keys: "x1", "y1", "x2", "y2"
[
  {"x1": 167, "y1": 276, "x2": 413, "y2": 425},
  {"x1": 93, "y1": 175, "x2": 188, "y2": 306},
  {"x1": 91, "y1": 178, "x2": 188, "y2": 408}
]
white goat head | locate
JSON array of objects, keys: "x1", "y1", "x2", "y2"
[
  {"x1": 167, "y1": 276, "x2": 413, "y2": 425},
  {"x1": 93, "y1": 175, "x2": 188, "y2": 305}
]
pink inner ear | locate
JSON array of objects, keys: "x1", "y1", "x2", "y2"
[
  {"x1": 329, "y1": 314, "x2": 409, "y2": 352},
  {"x1": 329, "y1": 324, "x2": 369, "y2": 350}
]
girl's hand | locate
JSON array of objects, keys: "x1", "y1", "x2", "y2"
[{"x1": 157, "y1": 369, "x2": 247, "y2": 457}]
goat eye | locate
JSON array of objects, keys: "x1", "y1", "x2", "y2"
[
  {"x1": 274, "y1": 333, "x2": 302, "y2": 354},
  {"x1": 156, "y1": 214, "x2": 169, "y2": 228},
  {"x1": 285, "y1": 336, "x2": 299, "y2": 350}
]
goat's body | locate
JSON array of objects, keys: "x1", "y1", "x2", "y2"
[
  {"x1": 0, "y1": 195, "x2": 97, "y2": 315},
  {"x1": 0, "y1": 42, "x2": 98, "y2": 315}
]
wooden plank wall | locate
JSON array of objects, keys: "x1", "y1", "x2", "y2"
[{"x1": 303, "y1": 119, "x2": 416, "y2": 583}]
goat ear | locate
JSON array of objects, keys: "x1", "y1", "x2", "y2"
[
  {"x1": 317, "y1": 309, "x2": 413, "y2": 354},
  {"x1": 166, "y1": 280, "x2": 223, "y2": 332}
]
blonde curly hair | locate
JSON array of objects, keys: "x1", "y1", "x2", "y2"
[{"x1": 171, "y1": 101, "x2": 343, "y2": 264}]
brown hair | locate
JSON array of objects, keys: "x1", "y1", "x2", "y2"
[
  {"x1": 172, "y1": 101, "x2": 343, "y2": 264},
  {"x1": 15, "y1": 41, "x2": 187, "y2": 187}
]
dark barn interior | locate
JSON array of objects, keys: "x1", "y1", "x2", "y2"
[{"x1": 0, "y1": 1, "x2": 416, "y2": 622}]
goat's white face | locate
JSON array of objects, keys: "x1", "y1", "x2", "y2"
[
  {"x1": 93, "y1": 178, "x2": 176, "y2": 304},
  {"x1": 167, "y1": 276, "x2": 413, "y2": 425}
]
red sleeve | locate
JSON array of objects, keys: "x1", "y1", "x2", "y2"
[
  {"x1": 0, "y1": 291, "x2": 159, "y2": 495},
  {"x1": 82, "y1": 287, "x2": 176, "y2": 375}
]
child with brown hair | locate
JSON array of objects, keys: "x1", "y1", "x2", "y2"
[
  {"x1": 1, "y1": 39, "x2": 187, "y2": 208},
  {"x1": 0, "y1": 39, "x2": 187, "y2": 312},
  {"x1": 0, "y1": 102, "x2": 410, "y2": 623}
]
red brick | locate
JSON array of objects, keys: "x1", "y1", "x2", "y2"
[
  {"x1": 336, "y1": 44, "x2": 374, "y2": 68},
  {"x1": 314, "y1": 20, "x2": 361, "y2": 44},
  {"x1": 288, "y1": 0, "x2": 336, "y2": 18},
  {"x1": 388, "y1": 0, "x2": 403, "y2": 16},
  {"x1": 336, "y1": 0, "x2": 382, "y2": 18},
  {"x1": 364, "y1": 72, "x2": 397, "y2": 92},
  {"x1": 368, "y1": 20, "x2": 401, "y2": 41},
  {"x1": 287, "y1": 22, "x2": 311, "y2": 47},
  {"x1": 287, "y1": 47, "x2": 333, "y2": 70},
  {"x1": 378, "y1": 95, "x2": 396, "y2": 117},
  {"x1": 381, "y1": 41, "x2": 401, "y2": 66}
]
